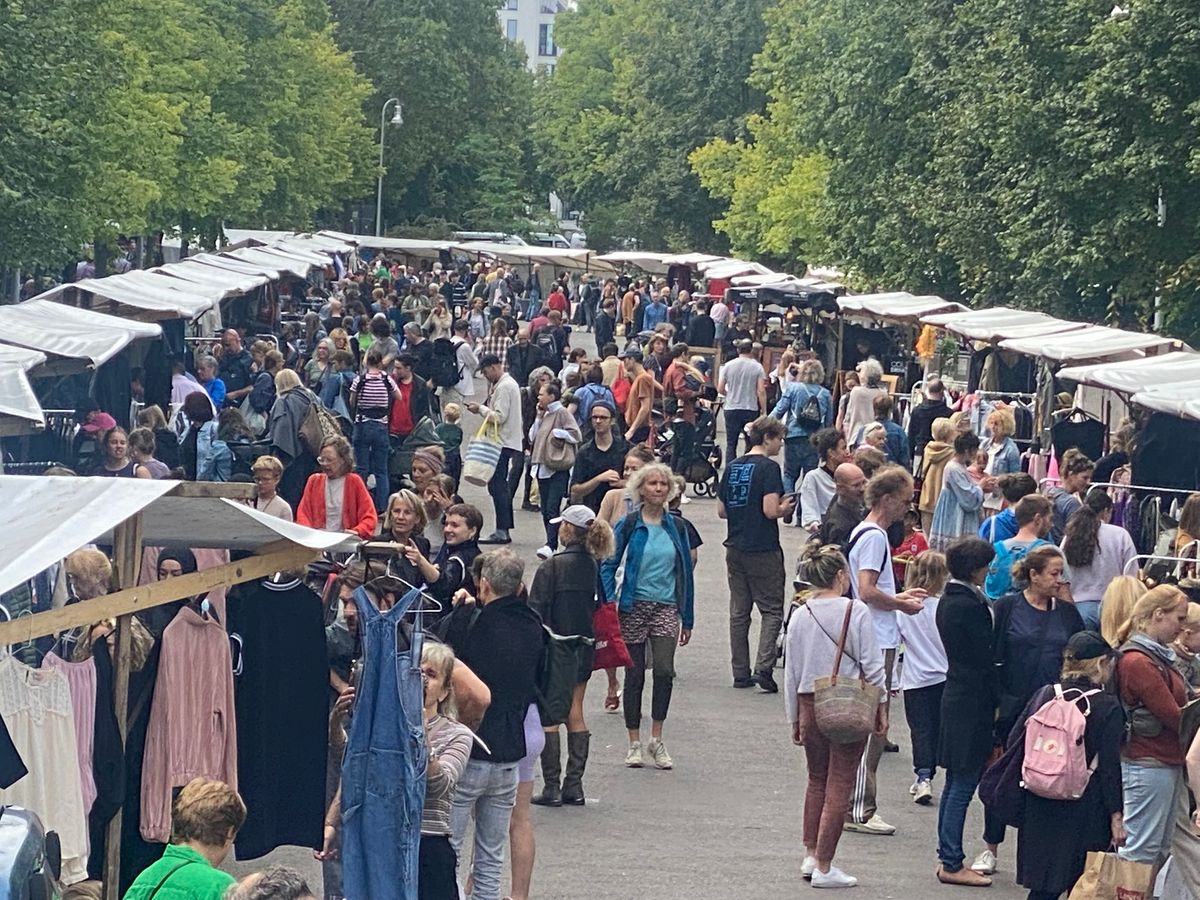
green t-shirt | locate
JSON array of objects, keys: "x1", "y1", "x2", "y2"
[{"x1": 123, "y1": 844, "x2": 235, "y2": 900}]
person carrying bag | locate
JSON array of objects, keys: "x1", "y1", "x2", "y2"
[{"x1": 462, "y1": 417, "x2": 503, "y2": 486}]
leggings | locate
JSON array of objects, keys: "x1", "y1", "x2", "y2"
[{"x1": 623, "y1": 637, "x2": 677, "y2": 730}]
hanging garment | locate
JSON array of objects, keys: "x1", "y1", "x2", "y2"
[
  {"x1": 1132, "y1": 413, "x2": 1200, "y2": 493},
  {"x1": 340, "y1": 587, "x2": 426, "y2": 900},
  {"x1": 41, "y1": 653, "x2": 97, "y2": 815},
  {"x1": 82, "y1": 639, "x2": 124, "y2": 882},
  {"x1": 1051, "y1": 416, "x2": 1105, "y2": 464},
  {"x1": 227, "y1": 577, "x2": 329, "y2": 860},
  {"x1": 0, "y1": 656, "x2": 88, "y2": 884},
  {"x1": 140, "y1": 607, "x2": 237, "y2": 843}
]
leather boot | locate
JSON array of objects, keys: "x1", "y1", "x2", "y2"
[
  {"x1": 530, "y1": 731, "x2": 562, "y2": 807},
  {"x1": 560, "y1": 731, "x2": 590, "y2": 806}
]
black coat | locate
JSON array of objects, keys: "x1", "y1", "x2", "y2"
[
  {"x1": 528, "y1": 544, "x2": 598, "y2": 682},
  {"x1": 936, "y1": 580, "x2": 998, "y2": 772},
  {"x1": 1013, "y1": 683, "x2": 1124, "y2": 894},
  {"x1": 907, "y1": 398, "x2": 952, "y2": 458}
]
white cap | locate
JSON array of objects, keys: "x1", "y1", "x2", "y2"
[{"x1": 550, "y1": 505, "x2": 596, "y2": 529}]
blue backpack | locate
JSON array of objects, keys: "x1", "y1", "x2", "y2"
[{"x1": 984, "y1": 537, "x2": 1048, "y2": 600}]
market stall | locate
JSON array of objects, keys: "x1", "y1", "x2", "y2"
[{"x1": 0, "y1": 346, "x2": 48, "y2": 437}]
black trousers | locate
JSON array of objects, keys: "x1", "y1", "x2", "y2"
[
  {"x1": 902, "y1": 681, "x2": 944, "y2": 779},
  {"x1": 418, "y1": 834, "x2": 458, "y2": 900},
  {"x1": 487, "y1": 448, "x2": 522, "y2": 531},
  {"x1": 723, "y1": 408, "x2": 758, "y2": 467}
]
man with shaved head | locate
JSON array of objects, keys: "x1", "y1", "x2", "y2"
[{"x1": 816, "y1": 463, "x2": 867, "y2": 551}]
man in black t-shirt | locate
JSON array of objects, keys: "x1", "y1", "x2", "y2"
[
  {"x1": 717, "y1": 415, "x2": 793, "y2": 693},
  {"x1": 569, "y1": 401, "x2": 628, "y2": 512}
]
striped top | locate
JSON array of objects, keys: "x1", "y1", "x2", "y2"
[
  {"x1": 422, "y1": 715, "x2": 475, "y2": 835},
  {"x1": 351, "y1": 372, "x2": 394, "y2": 423}
]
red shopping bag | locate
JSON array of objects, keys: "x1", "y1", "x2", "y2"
[{"x1": 592, "y1": 601, "x2": 633, "y2": 670}]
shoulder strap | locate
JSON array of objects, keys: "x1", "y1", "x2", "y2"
[
  {"x1": 146, "y1": 859, "x2": 201, "y2": 899},
  {"x1": 847, "y1": 524, "x2": 890, "y2": 575},
  {"x1": 806, "y1": 600, "x2": 865, "y2": 678}
]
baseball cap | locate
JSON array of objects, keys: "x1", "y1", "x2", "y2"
[
  {"x1": 1064, "y1": 631, "x2": 1116, "y2": 661},
  {"x1": 550, "y1": 505, "x2": 596, "y2": 528},
  {"x1": 619, "y1": 347, "x2": 644, "y2": 362}
]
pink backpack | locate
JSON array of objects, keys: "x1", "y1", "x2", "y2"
[{"x1": 1020, "y1": 685, "x2": 1101, "y2": 801}]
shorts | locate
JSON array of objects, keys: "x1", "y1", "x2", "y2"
[
  {"x1": 618, "y1": 600, "x2": 680, "y2": 645},
  {"x1": 518, "y1": 703, "x2": 545, "y2": 783}
]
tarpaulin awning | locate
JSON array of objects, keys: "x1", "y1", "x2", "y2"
[
  {"x1": 222, "y1": 228, "x2": 296, "y2": 248},
  {"x1": 700, "y1": 259, "x2": 773, "y2": 280},
  {"x1": 0, "y1": 346, "x2": 47, "y2": 429},
  {"x1": 1129, "y1": 383, "x2": 1200, "y2": 423},
  {"x1": 0, "y1": 476, "x2": 360, "y2": 597},
  {"x1": 998, "y1": 325, "x2": 1179, "y2": 362},
  {"x1": 0, "y1": 301, "x2": 161, "y2": 366},
  {"x1": 1056, "y1": 352, "x2": 1200, "y2": 394},
  {"x1": 34, "y1": 273, "x2": 217, "y2": 321},
  {"x1": 316, "y1": 232, "x2": 454, "y2": 256},
  {"x1": 839, "y1": 293, "x2": 968, "y2": 322},
  {"x1": 188, "y1": 252, "x2": 291, "y2": 280},
  {"x1": 452, "y1": 242, "x2": 616, "y2": 274},
  {"x1": 659, "y1": 253, "x2": 725, "y2": 268},
  {"x1": 920, "y1": 308, "x2": 1085, "y2": 343},
  {"x1": 152, "y1": 262, "x2": 270, "y2": 296},
  {"x1": 225, "y1": 247, "x2": 315, "y2": 278},
  {"x1": 594, "y1": 251, "x2": 670, "y2": 274}
]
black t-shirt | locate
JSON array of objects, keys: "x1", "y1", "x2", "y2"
[
  {"x1": 1051, "y1": 417, "x2": 1105, "y2": 464},
  {"x1": 717, "y1": 453, "x2": 785, "y2": 552},
  {"x1": 671, "y1": 510, "x2": 702, "y2": 552},
  {"x1": 219, "y1": 349, "x2": 254, "y2": 395},
  {"x1": 570, "y1": 435, "x2": 629, "y2": 512}
]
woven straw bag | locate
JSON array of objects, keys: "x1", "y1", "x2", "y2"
[{"x1": 811, "y1": 601, "x2": 882, "y2": 744}]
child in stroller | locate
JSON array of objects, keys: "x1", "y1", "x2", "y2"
[{"x1": 655, "y1": 399, "x2": 723, "y2": 496}]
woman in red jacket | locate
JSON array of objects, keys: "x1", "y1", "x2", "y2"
[
  {"x1": 297, "y1": 435, "x2": 378, "y2": 539},
  {"x1": 1114, "y1": 584, "x2": 1190, "y2": 865}
]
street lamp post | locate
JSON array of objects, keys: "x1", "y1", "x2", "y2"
[{"x1": 376, "y1": 97, "x2": 403, "y2": 237}]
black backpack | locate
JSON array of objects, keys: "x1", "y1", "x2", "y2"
[
  {"x1": 534, "y1": 327, "x2": 560, "y2": 361},
  {"x1": 429, "y1": 338, "x2": 462, "y2": 388},
  {"x1": 795, "y1": 386, "x2": 824, "y2": 431}
]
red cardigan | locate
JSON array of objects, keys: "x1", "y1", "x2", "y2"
[
  {"x1": 1117, "y1": 648, "x2": 1188, "y2": 766},
  {"x1": 296, "y1": 473, "x2": 378, "y2": 539}
]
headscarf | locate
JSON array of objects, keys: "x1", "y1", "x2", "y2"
[
  {"x1": 411, "y1": 448, "x2": 445, "y2": 476},
  {"x1": 158, "y1": 548, "x2": 198, "y2": 577}
]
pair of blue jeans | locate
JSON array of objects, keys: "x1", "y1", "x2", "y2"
[
  {"x1": 1119, "y1": 760, "x2": 1184, "y2": 864},
  {"x1": 340, "y1": 587, "x2": 426, "y2": 900},
  {"x1": 538, "y1": 469, "x2": 570, "y2": 548},
  {"x1": 449, "y1": 759, "x2": 520, "y2": 900},
  {"x1": 352, "y1": 419, "x2": 390, "y2": 512},
  {"x1": 783, "y1": 435, "x2": 818, "y2": 494},
  {"x1": 937, "y1": 767, "x2": 982, "y2": 872}
]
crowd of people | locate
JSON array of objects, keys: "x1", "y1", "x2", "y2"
[{"x1": 14, "y1": 253, "x2": 1200, "y2": 900}]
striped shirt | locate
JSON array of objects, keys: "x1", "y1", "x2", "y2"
[
  {"x1": 422, "y1": 715, "x2": 475, "y2": 835},
  {"x1": 351, "y1": 372, "x2": 394, "y2": 423}
]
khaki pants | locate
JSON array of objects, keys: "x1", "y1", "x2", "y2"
[
  {"x1": 727, "y1": 547, "x2": 785, "y2": 679},
  {"x1": 848, "y1": 646, "x2": 896, "y2": 824}
]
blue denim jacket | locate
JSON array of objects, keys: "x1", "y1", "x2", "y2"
[
  {"x1": 770, "y1": 383, "x2": 833, "y2": 439},
  {"x1": 601, "y1": 508, "x2": 695, "y2": 629}
]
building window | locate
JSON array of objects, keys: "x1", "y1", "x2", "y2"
[
  {"x1": 506, "y1": 18, "x2": 518, "y2": 40},
  {"x1": 504, "y1": 0, "x2": 518, "y2": 9},
  {"x1": 538, "y1": 23, "x2": 557, "y2": 57}
]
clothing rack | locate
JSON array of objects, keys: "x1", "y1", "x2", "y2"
[
  {"x1": 1090, "y1": 481, "x2": 1196, "y2": 497},
  {"x1": 1122, "y1": 554, "x2": 1197, "y2": 576},
  {"x1": 974, "y1": 390, "x2": 1037, "y2": 400}
]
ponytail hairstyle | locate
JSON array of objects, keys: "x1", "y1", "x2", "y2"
[
  {"x1": 1060, "y1": 448, "x2": 1095, "y2": 481},
  {"x1": 560, "y1": 517, "x2": 616, "y2": 561},
  {"x1": 1115, "y1": 584, "x2": 1188, "y2": 645},
  {"x1": 1061, "y1": 491, "x2": 1112, "y2": 568},
  {"x1": 1012, "y1": 545, "x2": 1064, "y2": 587},
  {"x1": 799, "y1": 543, "x2": 848, "y2": 590}
]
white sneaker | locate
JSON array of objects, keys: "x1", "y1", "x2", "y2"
[
  {"x1": 913, "y1": 779, "x2": 933, "y2": 805},
  {"x1": 811, "y1": 866, "x2": 858, "y2": 888},
  {"x1": 646, "y1": 738, "x2": 673, "y2": 769},
  {"x1": 536, "y1": 545, "x2": 553, "y2": 560},
  {"x1": 624, "y1": 741, "x2": 643, "y2": 768},
  {"x1": 971, "y1": 850, "x2": 997, "y2": 875},
  {"x1": 801, "y1": 855, "x2": 817, "y2": 880},
  {"x1": 843, "y1": 814, "x2": 896, "y2": 836},
  {"x1": 909, "y1": 779, "x2": 919, "y2": 796}
]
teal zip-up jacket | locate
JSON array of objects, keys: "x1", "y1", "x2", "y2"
[{"x1": 600, "y1": 508, "x2": 695, "y2": 629}]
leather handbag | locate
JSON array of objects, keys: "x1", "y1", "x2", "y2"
[
  {"x1": 811, "y1": 601, "x2": 882, "y2": 744},
  {"x1": 542, "y1": 408, "x2": 577, "y2": 472}
]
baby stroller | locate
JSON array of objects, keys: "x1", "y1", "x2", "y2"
[{"x1": 683, "y1": 402, "x2": 722, "y2": 496}]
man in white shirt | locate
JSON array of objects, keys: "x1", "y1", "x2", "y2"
[
  {"x1": 844, "y1": 466, "x2": 926, "y2": 836},
  {"x1": 799, "y1": 428, "x2": 848, "y2": 532},
  {"x1": 717, "y1": 339, "x2": 765, "y2": 466},
  {"x1": 468, "y1": 354, "x2": 523, "y2": 544},
  {"x1": 443, "y1": 319, "x2": 479, "y2": 415}
]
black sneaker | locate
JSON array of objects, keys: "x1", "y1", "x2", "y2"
[
  {"x1": 753, "y1": 671, "x2": 779, "y2": 694},
  {"x1": 732, "y1": 676, "x2": 755, "y2": 689}
]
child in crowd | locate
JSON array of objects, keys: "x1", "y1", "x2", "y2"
[
  {"x1": 892, "y1": 508, "x2": 929, "y2": 586},
  {"x1": 897, "y1": 551, "x2": 949, "y2": 806},
  {"x1": 1172, "y1": 601, "x2": 1200, "y2": 694},
  {"x1": 435, "y1": 403, "x2": 464, "y2": 488}
]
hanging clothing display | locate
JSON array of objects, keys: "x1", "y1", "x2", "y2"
[
  {"x1": 1050, "y1": 415, "x2": 1105, "y2": 464},
  {"x1": 1132, "y1": 413, "x2": 1200, "y2": 494},
  {"x1": 81, "y1": 639, "x2": 125, "y2": 882},
  {"x1": 0, "y1": 656, "x2": 88, "y2": 884},
  {"x1": 340, "y1": 586, "x2": 427, "y2": 900},
  {"x1": 41, "y1": 653, "x2": 97, "y2": 815},
  {"x1": 227, "y1": 577, "x2": 329, "y2": 860},
  {"x1": 140, "y1": 606, "x2": 237, "y2": 843}
]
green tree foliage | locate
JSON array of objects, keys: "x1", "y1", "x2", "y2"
[
  {"x1": 534, "y1": 0, "x2": 772, "y2": 252},
  {"x1": 692, "y1": 0, "x2": 1200, "y2": 337},
  {"x1": 0, "y1": 0, "x2": 372, "y2": 272},
  {"x1": 327, "y1": 0, "x2": 536, "y2": 234}
]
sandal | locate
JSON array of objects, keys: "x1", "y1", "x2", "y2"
[{"x1": 604, "y1": 689, "x2": 622, "y2": 713}]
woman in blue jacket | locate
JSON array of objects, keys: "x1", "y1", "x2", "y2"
[{"x1": 601, "y1": 462, "x2": 694, "y2": 772}]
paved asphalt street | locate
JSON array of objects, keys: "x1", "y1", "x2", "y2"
[{"x1": 227, "y1": 330, "x2": 1028, "y2": 899}]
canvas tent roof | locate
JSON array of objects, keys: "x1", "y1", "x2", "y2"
[
  {"x1": 0, "y1": 301, "x2": 161, "y2": 366},
  {"x1": 452, "y1": 242, "x2": 616, "y2": 273},
  {"x1": 838, "y1": 293, "x2": 968, "y2": 322},
  {"x1": 0, "y1": 476, "x2": 359, "y2": 598},
  {"x1": 998, "y1": 325, "x2": 1178, "y2": 363},
  {"x1": 594, "y1": 251, "x2": 670, "y2": 274},
  {"x1": 1129, "y1": 383, "x2": 1200, "y2": 423},
  {"x1": 920, "y1": 307, "x2": 1085, "y2": 343},
  {"x1": 0, "y1": 346, "x2": 47, "y2": 429},
  {"x1": 1055, "y1": 352, "x2": 1200, "y2": 394},
  {"x1": 33, "y1": 273, "x2": 217, "y2": 321}
]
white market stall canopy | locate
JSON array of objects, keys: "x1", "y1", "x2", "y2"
[
  {"x1": 0, "y1": 476, "x2": 359, "y2": 598},
  {"x1": 0, "y1": 346, "x2": 48, "y2": 430},
  {"x1": 0, "y1": 301, "x2": 161, "y2": 367},
  {"x1": 838, "y1": 292, "x2": 969, "y2": 322},
  {"x1": 151, "y1": 261, "x2": 271, "y2": 296},
  {"x1": 700, "y1": 258, "x2": 774, "y2": 280},
  {"x1": 594, "y1": 251, "x2": 670, "y2": 274},
  {"x1": 920, "y1": 307, "x2": 1086, "y2": 343},
  {"x1": 452, "y1": 241, "x2": 617, "y2": 274},
  {"x1": 33, "y1": 272, "x2": 218, "y2": 321},
  {"x1": 1128, "y1": 382, "x2": 1200, "y2": 423},
  {"x1": 317, "y1": 231, "x2": 452, "y2": 258},
  {"x1": 998, "y1": 325, "x2": 1180, "y2": 363},
  {"x1": 1056, "y1": 352, "x2": 1200, "y2": 394}
]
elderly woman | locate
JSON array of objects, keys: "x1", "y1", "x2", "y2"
[
  {"x1": 600, "y1": 462, "x2": 695, "y2": 772},
  {"x1": 296, "y1": 436, "x2": 377, "y2": 539},
  {"x1": 268, "y1": 369, "x2": 317, "y2": 510},
  {"x1": 841, "y1": 359, "x2": 888, "y2": 444}
]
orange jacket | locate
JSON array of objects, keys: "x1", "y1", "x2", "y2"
[{"x1": 296, "y1": 472, "x2": 377, "y2": 539}]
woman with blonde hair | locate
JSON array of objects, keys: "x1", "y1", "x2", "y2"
[
  {"x1": 919, "y1": 418, "x2": 956, "y2": 533},
  {"x1": 784, "y1": 543, "x2": 886, "y2": 888},
  {"x1": 600, "y1": 462, "x2": 694, "y2": 770},
  {"x1": 981, "y1": 407, "x2": 1021, "y2": 476},
  {"x1": 382, "y1": 489, "x2": 431, "y2": 589},
  {"x1": 268, "y1": 367, "x2": 317, "y2": 510},
  {"x1": 530, "y1": 506, "x2": 616, "y2": 809},
  {"x1": 1099, "y1": 575, "x2": 1148, "y2": 647},
  {"x1": 1113, "y1": 585, "x2": 1190, "y2": 864},
  {"x1": 248, "y1": 455, "x2": 293, "y2": 521}
]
